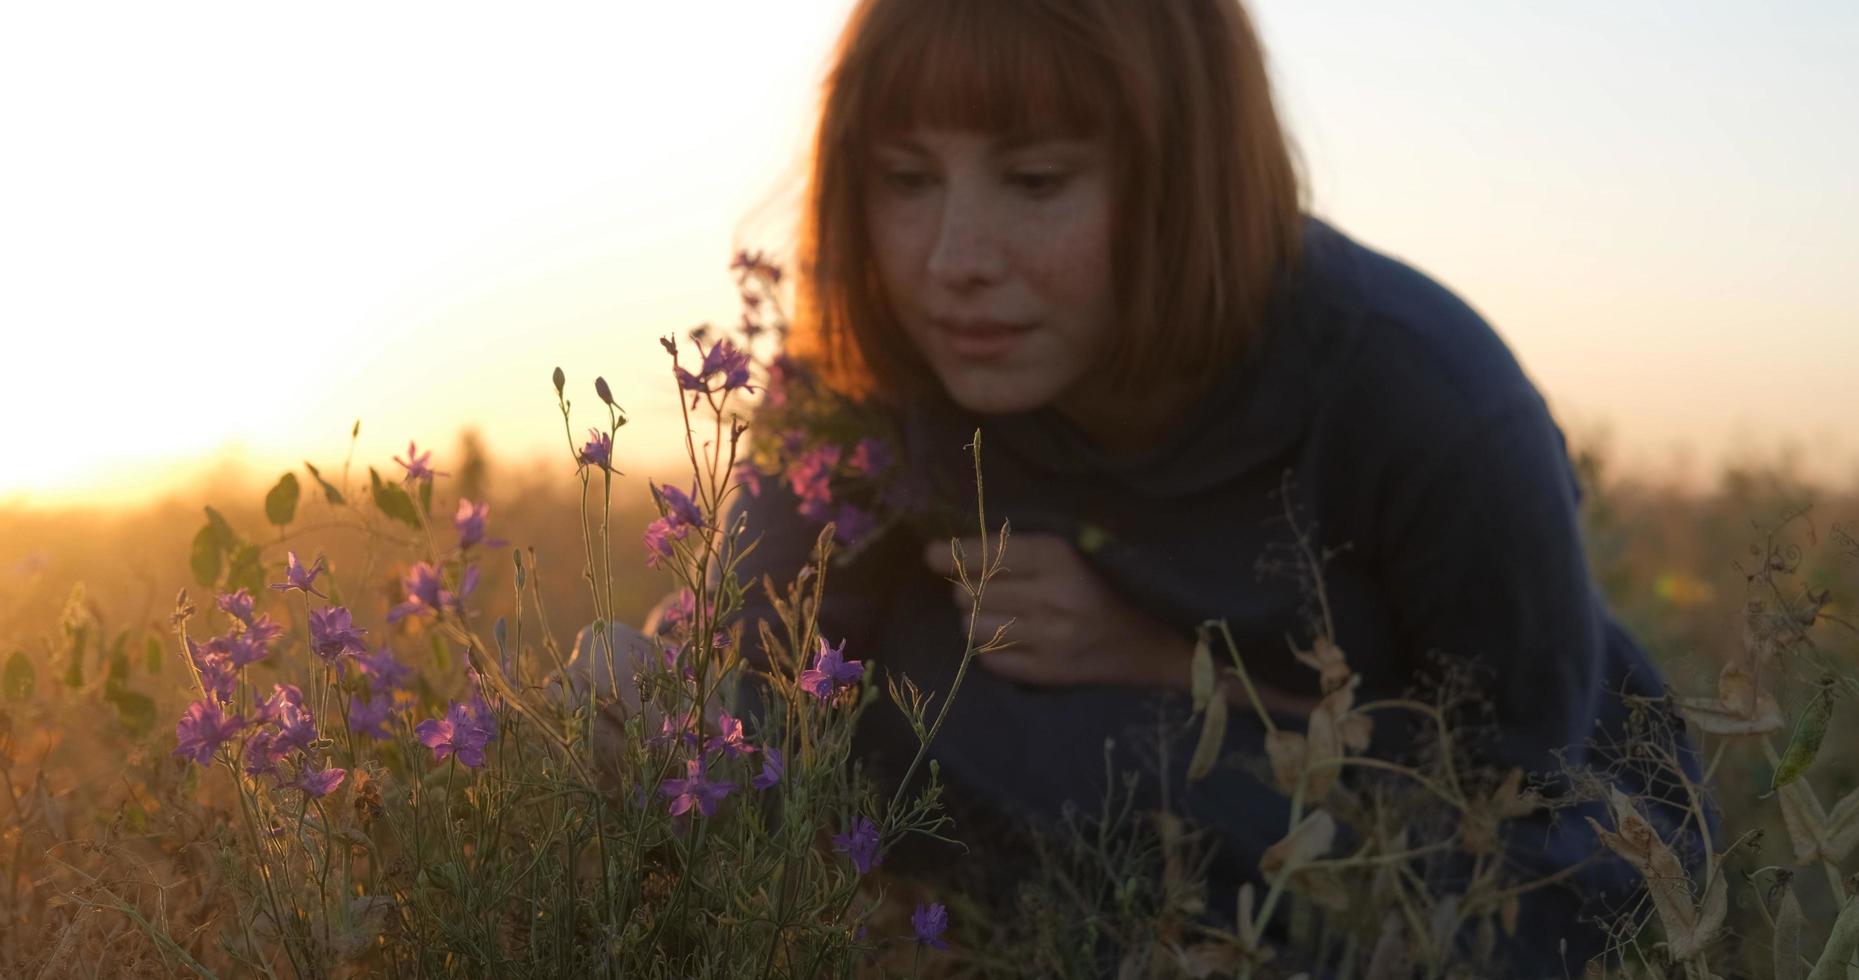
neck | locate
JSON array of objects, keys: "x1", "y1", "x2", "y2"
[{"x1": 1052, "y1": 380, "x2": 1197, "y2": 458}]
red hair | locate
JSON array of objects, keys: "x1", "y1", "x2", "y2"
[{"x1": 791, "y1": 0, "x2": 1305, "y2": 408}]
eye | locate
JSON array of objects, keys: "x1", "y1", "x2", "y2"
[
  {"x1": 880, "y1": 168, "x2": 936, "y2": 196},
  {"x1": 1008, "y1": 169, "x2": 1070, "y2": 198}
]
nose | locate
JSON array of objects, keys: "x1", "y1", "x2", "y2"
[{"x1": 925, "y1": 181, "x2": 1006, "y2": 291}]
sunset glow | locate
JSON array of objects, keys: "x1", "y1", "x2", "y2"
[{"x1": 4, "y1": 1, "x2": 1855, "y2": 508}]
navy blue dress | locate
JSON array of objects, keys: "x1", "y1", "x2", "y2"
[{"x1": 725, "y1": 216, "x2": 1697, "y2": 973}]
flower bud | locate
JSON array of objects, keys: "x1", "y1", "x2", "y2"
[
  {"x1": 595, "y1": 376, "x2": 614, "y2": 406},
  {"x1": 552, "y1": 366, "x2": 565, "y2": 395}
]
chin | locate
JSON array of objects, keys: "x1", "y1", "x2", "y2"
[{"x1": 934, "y1": 367, "x2": 1062, "y2": 416}]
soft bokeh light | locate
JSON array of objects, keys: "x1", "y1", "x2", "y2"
[{"x1": 3, "y1": 1, "x2": 1855, "y2": 508}]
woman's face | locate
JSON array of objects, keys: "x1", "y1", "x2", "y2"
[{"x1": 863, "y1": 128, "x2": 1116, "y2": 416}]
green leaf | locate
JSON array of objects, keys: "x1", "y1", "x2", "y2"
[
  {"x1": 106, "y1": 632, "x2": 130, "y2": 688},
  {"x1": 63, "y1": 645, "x2": 83, "y2": 688},
  {"x1": 106, "y1": 687, "x2": 157, "y2": 736},
  {"x1": 144, "y1": 635, "x2": 162, "y2": 674},
  {"x1": 304, "y1": 461, "x2": 346, "y2": 505},
  {"x1": 203, "y1": 506, "x2": 237, "y2": 550},
  {"x1": 370, "y1": 467, "x2": 421, "y2": 529},
  {"x1": 264, "y1": 472, "x2": 301, "y2": 526},
  {"x1": 189, "y1": 525, "x2": 223, "y2": 587},
  {"x1": 3, "y1": 651, "x2": 34, "y2": 701},
  {"x1": 226, "y1": 544, "x2": 266, "y2": 598},
  {"x1": 1770, "y1": 680, "x2": 1835, "y2": 794},
  {"x1": 418, "y1": 477, "x2": 433, "y2": 518}
]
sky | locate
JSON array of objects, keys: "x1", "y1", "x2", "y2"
[{"x1": 2, "y1": 1, "x2": 1855, "y2": 508}]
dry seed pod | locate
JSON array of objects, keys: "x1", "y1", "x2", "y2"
[
  {"x1": 1774, "y1": 883, "x2": 1805, "y2": 980},
  {"x1": 1807, "y1": 894, "x2": 1859, "y2": 980},
  {"x1": 1586, "y1": 788, "x2": 1724, "y2": 960},
  {"x1": 1187, "y1": 694, "x2": 1228, "y2": 782},
  {"x1": 1292, "y1": 634, "x2": 1352, "y2": 694},
  {"x1": 1777, "y1": 782, "x2": 1833, "y2": 865},
  {"x1": 1678, "y1": 659, "x2": 1785, "y2": 736},
  {"x1": 1190, "y1": 629, "x2": 1216, "y2": 713},
  {"x1": 1820, "y1": 785, "x2": 1859, "y2": 863},
  {"x1": 1262, "y1": 808, "x2": 1336, "y2": 877},
  {"x1": 1265, "y1": 729, "x2": 1307, "y2": 795}
]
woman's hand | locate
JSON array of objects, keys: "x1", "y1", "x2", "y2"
[
  {"x1": 923, "y1": 533, "x2": 1325, "y2": 719},
  {"x1": 923, "y1": 533, "x2": 1185, "y2": 689}
]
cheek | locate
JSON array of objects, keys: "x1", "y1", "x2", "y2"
[
  {"x1": 865, "y1": 203, "x2": 929, "y2": 297},
  {"x1": 1018, "y1": 204, "x2": 1115, "y2": 343}
]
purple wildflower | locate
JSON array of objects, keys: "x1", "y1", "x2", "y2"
[
  {"x1": 453, "y1": 498, "x2": 506, "y2": 550},
  {"x1": 243, "y1": 614, "x2": 285, "y2": 648},
  {"x1": 833, "y1": 504, "x2": 876, "y2": 547},
  {"x1": 675, "y1": 339, "x2": 756, "y2": 396},
  {"x1": 351, "y1": 645, "x2": 413, "y2": 694},
  {"x1": 415, "y1": 698, "x2": 496, "y2": 768},
  {"x1": 751, "y1": 747, "x2": 784, "y2": 791},
  {"x1": 349, "y1": 693, "x2": 395, "y2": 739},
  {"x1": 848, "y1": 437, "x2": 893, "y2": 478},
  {"x1": 798, "y1": 637, "x2": 864, "y2": 701},
  {"x1": 654, "y1": 589, "x2": 696, "y2": 637},
  {"x1": 174, "y1": 700, "x2": 244, "y2": 765},
  {"x1": 251, "y1": 683, "x2": 304, "y2": 727},
  {"x1": 186, "y1": 637, "x2": 236, "y2": 703},
  {"x1": 912, "y1": 903, "x2": 951, "y2": 950},
  {"x1": 729, "y1": 249, "x2": 782, "y2": 284},
  {"x1": 657, "y1": 483, "x2": 704, "y2": 530},
  {"x1": 216, "y1": 589, "x2": 256, "y2": 627},
  {"x1": 243, "y1": 729, "x2": 287, "y2": 778},
  {"x1": 786, "y1": 445, "x2": 840, "y2": 511},
  {"x1": 659, "y1": 758, "x2": 735, "y2": 818},
  {"x1": 705, "y1": 711, "x2": 756, "y2": 759},
  {"x1": 577, "y1": 428, "x2": 613, "y2": 472},
  {"x1": 294, "y1": 764, "x2": 348, "y2": 799},
  {"x1": 308, "y1": 606, "x2": 368, "y2": 662},
  {"x1": 269, "y1": 551, "x2": 329, "y2": 599},
  {"x1": 763, "y1": 356, "x2": 804, "y2": 408},
  {"x1": 273, "y1": 697, "x2": 320, "y2": 754},
  {"x1": 393, "y1": 441, "x2": 447, "y2": 482},
  {"x1": 643, "y1": 519, "x2": 678, "y2": 569},
  {"x1": 388, "y1": 562, "x2": 444, "y2": 623},
  {"x1": 647, "y1": 714, "x2": 701, "y2": 751},
  {"x1": 202, "y1": 632, "x2": 270, "y2": 669},
  {"x1": 831, "y1": 816, "x2": 882, "y2": 875},
  {"x1": 388, "y1": 563, "x2": 476, "y2": 623}
]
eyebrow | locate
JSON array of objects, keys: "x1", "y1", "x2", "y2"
[{"x1": 872, "y1": 131, "x2": 1092, "y2": 155}]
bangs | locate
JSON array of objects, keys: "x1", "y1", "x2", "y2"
[{"x1": 850, "y1": 0, "x2": 1116, "y2": 140}]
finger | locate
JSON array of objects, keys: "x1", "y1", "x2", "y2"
[
  {"x1": 967, "y1": 612, "x2": 1021, "y2": 648},
  {"x1": 950, "y1": 577, "x2": 1048, "y2": 613},
  {"x1": 925, "y1": 536, "x2": 1021, "y2": 580},
  {"x1": 973, "y1": 648, "x2": 1049, "y2": 684}
]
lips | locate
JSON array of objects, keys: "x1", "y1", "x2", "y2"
[{"x1": 933, "y1": 317, "x2": 1033, "y2": 359}]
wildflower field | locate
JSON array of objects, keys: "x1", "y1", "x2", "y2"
[{"x1": 2, "y1": 263, "x2": 1857, "y2": 978}]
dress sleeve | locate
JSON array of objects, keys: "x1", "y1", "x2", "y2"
[{"x1": 1375, "y1": 394, "x2": 1606, "y2": 777}]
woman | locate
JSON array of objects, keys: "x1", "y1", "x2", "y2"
[{"x1": 672, "y1": 0, "x2": 1695, "y2": 971}]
